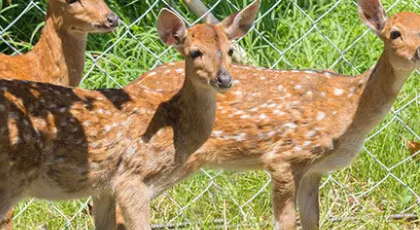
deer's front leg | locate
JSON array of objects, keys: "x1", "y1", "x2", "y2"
[
  {"x1": 297, "y1": 173, "x2": 322, "y2": 230},
  {"x1": 92, "y1": 192, "x2": 116, "y2": 230},
  {"x1": 0, "y1": 209, "x2": 13, "y2": 230},
  {"x1": 116, "y1": 178, "x2": 151, "y2": 230},
  {"x1": 271, "y1": 164, "x2": 301, "y2": 230}
]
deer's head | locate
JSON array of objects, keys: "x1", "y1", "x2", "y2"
[
  {"x1": 48, "y1": 0, "x2": 120, "y2": 34},
  {"x1": 157, "y1": 1, "x2": 260, "y2": 93},
  {"x1": 359, "y1": 0, "x2": 420, "y2": 72}
]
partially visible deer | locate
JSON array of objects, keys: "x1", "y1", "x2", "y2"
[
  {"x1": 131, "y1": 0, "x2": 420, "y2": 229},
  {"x1": 0, "y1": 1, "x2": 119, "y2": 229},
  {"x1": 0, "y1": 2, "x2": 259, "y2": 230},
  {"x1": 0, "y1": 0, "x2": 120, "y2": 87}
]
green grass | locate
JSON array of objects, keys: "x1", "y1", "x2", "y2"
[{"x1": 2, "y1": 0, "x2": 420, "y2": 229}]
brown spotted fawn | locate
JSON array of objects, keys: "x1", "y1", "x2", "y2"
[
  {"x1": 0, "y1": 0, "x2": 120, "y2": 87},
  {"x1": 0, "y1": 1, "x2": 119, "y2": 229},
  {"x1": 129, "y1": 0, "x2": 420, "y2": 229},
  {"x1": 0, "y1": 2, "x2": 259, "y2": 230}
]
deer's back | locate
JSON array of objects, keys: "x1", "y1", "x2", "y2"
[{"x1": 137, "y1": 63, "x2": 365, "y2": 169}]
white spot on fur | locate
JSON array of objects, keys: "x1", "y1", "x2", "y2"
[
  {"x1": 294, "y1": 85, "x2": 302, "y2": 90},
  {"x1": 213, "y1": 130, "x2": 223, "y2": 137},
  {"x1": 267, "y1": 131, "x2": 276, "y2": 137},
  {"x1": 175, "y1": 68, "x2": 183, "y2": 73},
  {"x1": 240, "y1": 114, "x2": 250, "y2": 119},
  {"x1": 283, "y1": 123, "x2": 297, "y2": 129},
  {"x1": 259, "y1": 114, "x2": 268, "y2": 120},
  {"x1": 317, "y1": 112, "x2": 325, "y2": 121},
  {"x1": 146, "y1": 72, "x2": 157, "y2": 77},
  {"x1": 127, "y1": 143, "x2": 138, "y2": 155},
  {"x1": 303, "y1": 141, "x2": 311, "y2": 146},
  {"x1": 104, "y1": 125, "x2": 111, "y2": 132},
  {"x1": 307, "y1": 91, "x2": 313, "y2": 96},
  {"x1": 306, "y1": 130, "x2": 316, "y2": 138},
  {"x1": 334, "y1": 88, "x2": 344, "y2": 96},
  {"x1": 273, "y1": 109, "x2": 285, "y2": 116}
]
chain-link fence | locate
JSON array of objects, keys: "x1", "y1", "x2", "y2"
[{"x1": 2, "y1": 0, "x2": 420, "y2": 229}]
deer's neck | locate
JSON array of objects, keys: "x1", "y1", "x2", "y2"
[
  {"x1": 349, "y1": 51, "x2": 411, "y2": 134},
  {"x1": 131, "y1": 68, "x2": 218, "y2": 164},
  {"x1": 173, "y1": 77, "x2": 217, "y2": 158},
  {"x1": 30, "y1": 17, "x2": 87, "y2": 86}
]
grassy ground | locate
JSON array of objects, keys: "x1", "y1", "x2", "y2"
[{"x1": 1, "y1": 0, "x2": 420, "y2": 229}]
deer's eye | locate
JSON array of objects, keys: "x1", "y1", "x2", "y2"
[
  {"x1": 228, "y1": 48, "x2": 235, "y2": 57},
  {"x1": 66, "y1": 0, "x2": 79, "y2": 4},
  {"x1": 190, "y1": 50, "x2": 202, "y2": 59},
  {"x1": 390, "y1": 31, "x2": 401, "y2": 40}
]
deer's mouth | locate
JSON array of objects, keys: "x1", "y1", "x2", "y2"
[
  {"x1": 210, "y1": 78, "x2": 233, "y2": 93},
  {"x1": 70, "y1": 24, "x2": 117, "y2": 34},
  {"x1": 92, "y1": 23, "x2": 119, "y2": 33},
  {"x1": 415, "y1": 49, "x2": 420, "y2": 63}
]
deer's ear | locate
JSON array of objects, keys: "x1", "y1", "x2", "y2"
[
  {"x1": 157, "y1": 9, "x2": 188, "y2": 46},
  {"x1": 358, "y1": 0, "x2": 387, "y2": 33},
  {"x1": 219, "y1": 0, "x2": 260, "y2": 40}
]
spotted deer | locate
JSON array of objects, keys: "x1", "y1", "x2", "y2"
[
  {"x1": 0, "y1": 3, "x2": 259, "y2": 230},
  {"x1": 0, "y1": 0, "x2": 120, "y2": 87},
  {"x1": 0, "y1": 1, "x2": 119, "y2": 229},
  {"x1": 125, "y1": 0, "x2": 420, "y2": 229}
]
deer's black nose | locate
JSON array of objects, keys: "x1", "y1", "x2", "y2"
[
  {"x1": 106, "y1": 13, "x2": 120, "y2": 28},
  {"x1": 217, "y1": 71, "x2": 232, "y2": 89}
]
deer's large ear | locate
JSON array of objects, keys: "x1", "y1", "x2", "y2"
[
  {"x1": 219, "y1": 0, "x2": 260, "y2": 40},
  {"x1": 358, "y1": 0, "x2": 387, "y2": 33},
  {"x1": 157, "y1": 9, "x2": 188, "y2": 46}
]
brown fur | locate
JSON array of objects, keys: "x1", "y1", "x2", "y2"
[
  {"x1": 123, "y1": 1, "x2": 420, "y2": 229},
  {"x1": 0, "y1": 3, "x2": 260, "y2": 230},
  {"x1": 0, "y1": 0, "x2": 119, "y2": 87},
  {"x1": 0, "y1": 1, "x2": 119, "y2": 229}
]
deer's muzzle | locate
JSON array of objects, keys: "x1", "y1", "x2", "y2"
[
  {"x1": 216, "y1": 71, "x2": 233, "y2": 89},
  {"x1": 106, "y1": 13, "x2": 120, "y2": 28}
]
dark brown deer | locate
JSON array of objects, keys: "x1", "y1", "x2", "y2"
[
  {"x1": 0, "y1": 2, "x2": 259, "y2": 230},
  {"x1": 131, "y1": 0, "x2": 420, "y2": 229}
]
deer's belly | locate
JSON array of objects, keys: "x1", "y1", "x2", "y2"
[
  {"x1": 26, "y1": 166, "x2": 95, "y2": 200},
  {"x1": 309, "y1": 138, "x2": 364, "y2": 173}
]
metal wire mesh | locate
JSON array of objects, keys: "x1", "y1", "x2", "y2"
[{"x1": 1, "y1": 0, "x2": 420, "y2": 229}]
